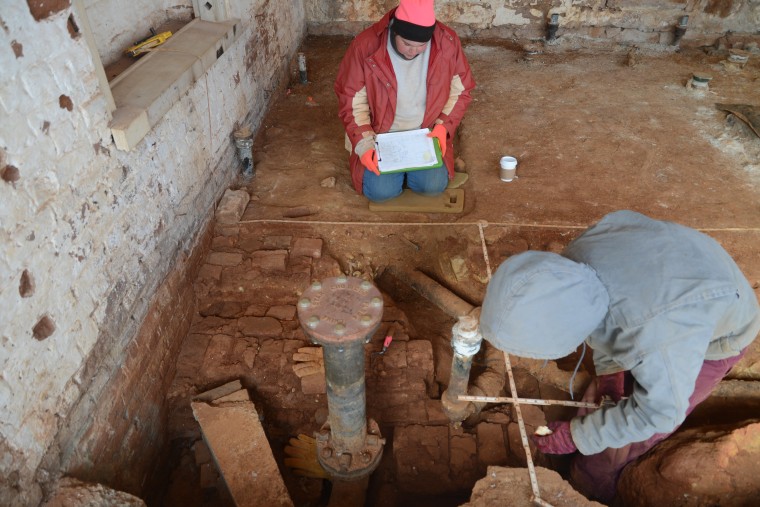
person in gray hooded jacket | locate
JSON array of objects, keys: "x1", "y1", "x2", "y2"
[{"x1": 479, "y1": 210, "x2": 760, "y2": 503}]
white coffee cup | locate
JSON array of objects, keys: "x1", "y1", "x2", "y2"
[{"x1": 500, "y1": 156, "x2": 517, "y2": 182}]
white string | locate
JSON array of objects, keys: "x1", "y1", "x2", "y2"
[{"x1": 477, "y1": 220, "x2": 492, "y2": 281}]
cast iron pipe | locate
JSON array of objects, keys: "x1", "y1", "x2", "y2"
[
  {"x1": 385, "y1": 266, "x2": 475, "y2": 317},
  {"x1": 385, "y1": 267, "x2": 506, "y2": 423},
  {"x1": 672, "y1": 15, "x2": 688, "y2": 46},
  {"x1": 547, "y1": 13, "x2": 560, "y2": 41},
  {"x1": 297, "y1": 276, "x2": 386, "y2": 480}
]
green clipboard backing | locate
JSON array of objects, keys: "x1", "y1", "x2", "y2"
[{"x1": 376, "y1": 135, "x2": 444, "y2": 174}]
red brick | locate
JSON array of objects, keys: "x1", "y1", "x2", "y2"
[
  {"x1": 238, "y1": 316, "x2": 282, "y2": 337},
  {"x1": 511, "y1": 404, "x2": 546, "y2": 430},
  {"x1": 449, "y1": 428, "x2": 479, "y2": 489},
  {"x1": 202, "y1": 334, "x2": 235, "y2": 369},
  {"x1": 207, "y1": 252, "x2": 244, "y2": 266},
  {"x1": 299, "y1": 373, "x2": 326, "y2": 395},
  {"x1": 265, "y1": 305, "x2": 296, "y2": 320},
  {"x1": 197, "y1": 264, "x2": 222, "y2": 281},
  {"x1": 262, "y1": 235, "x2": 292, "y2": 250},
  {"x1": 393, "y1": 425, "x2": 450, "y2": 494},
  {"x1": 199, "y1": 301, "x2": 244, "y2": 318},
  {"x1": 250, "y1": 250, "x2": 287, "y2": 271},
  {"x1": 507, "y1": 422, "x2": 538, "y2": 466},
  {"x1": 291, "y1": 238, "x2": 322, "y2": 258},
  {"x1": 477, "y1": 422, "x2": 508, "y2": 466},
  {"x1": 288, "y1": 255, "x2": 312, "y2": 276},
  {"x1": 258, "y1": 338, "x2": 283, "y2": 354}
]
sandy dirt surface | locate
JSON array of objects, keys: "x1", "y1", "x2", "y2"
[{"x1": 244, "y1": 35, "x2": 760, "y2": 287}]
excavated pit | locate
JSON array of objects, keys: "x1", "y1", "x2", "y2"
[{"x1": 153, "y1": 34, "x2": 760, "y2": 507}]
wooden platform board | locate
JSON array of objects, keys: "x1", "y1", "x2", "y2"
[{"x1": 369, "y1": 188, "x2": 464, "y2": 213}]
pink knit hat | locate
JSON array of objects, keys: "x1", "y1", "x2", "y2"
[
  {"x1": 396, "y1": 0, "x2": 435, "y2": 27},
  {"x1": 393, "y1": 0, "x2": 435, "y2": 42}
]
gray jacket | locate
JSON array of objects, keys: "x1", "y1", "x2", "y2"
[{"x1": 480, "y1": 211, "x2": 760, "y2": 455}]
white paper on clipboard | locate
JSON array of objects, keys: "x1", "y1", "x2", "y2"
[{"x1": 375, "y1": 129, "x2": 442, "y2": 173}]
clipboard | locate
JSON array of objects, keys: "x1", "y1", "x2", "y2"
[{"x1": 375, "y1": 129, "x2": 444, "y2": 174}]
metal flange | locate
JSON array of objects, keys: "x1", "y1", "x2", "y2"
[{"x1": 315, "y1": 418, "x2": 385, "y2": 480}]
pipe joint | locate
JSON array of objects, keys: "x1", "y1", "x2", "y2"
[{"x1": 452, "y1": 315, "x2": 483, "y2": 357}]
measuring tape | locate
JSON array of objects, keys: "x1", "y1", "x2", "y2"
[
  {"x1": 502, "y1": 352, "x2": 553, "y2": 506},
  {"x1": 458, "y1": 394, "x2": 600, "y2": 409}
]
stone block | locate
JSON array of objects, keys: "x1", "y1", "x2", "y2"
[
  {"x1": 202, "y1": 334, "x2": 235, "y2": 371},
  {"x1": 299, "y1": 373, "x2": 326, "y2": 395},
  {"x1": 259, "y1": 338, "x2": 284, "y2": 355},
  {"x1": 211, "y1": 235, "x2": 237, "y2": 249},
  {"x1": 243, "y1": 348, "x2": 257, "y2": 369},
  {"x1": 238, "y1": 235, "x2": 263, "y2": 253},
  {"x1": 239, "y1": 317, "x2": 283, "y2": 337},
  {"x1": 215, "y1": 189, "x2": 250, "y2": 224},
  {"x1": 199, "y1": 462, "x2": 219, "y2": 489},
  {"x1": 477, "y1": 423, "x2": 508, "y2": 466},
  {"x1": 251, "y1": 250, "x2": 288, "y2": 272},
  {"x1": 193, "y1": 439, "x2": 213, "y2": 465},
  {"x1": 511, "y1": 404, "x2": 546, "y2": 430},
  {"x1": 266, "y1": 305, "x2": 296, "y2": 321},
  {"x1": 208, "y1": 252, "x2": 244, "y2": 267},
  {"x1": 407, "y1": 340, "x2": 434, "y2": 377},
  {"x1": 214, "y1": 389, "x2": 251, "y2": 404},
  {"x1": 288, "y1": 255, "x2": 312, "y2": 276},
  {"x1": 291, "y1": 238, "x2": 323, "y2": 258},
  {"x1": 174, "y1": 334, "x2": 211, "y2": 382},
  {"x1": 194, "y1": 379, "x2": 243, "y2": 402},
  {"x1": 262, "y1": 236, "x2": 292, "y2": 250},
  {"x1": 42, "y1": 478, "x2": 146, "y2": 506},
  {"x1": 449, "y1": 428, "x2": 480, "y2": 489},
  {"x1": 407, "y1": 399, "x2": 428, "y2": 423},
  {"x1": 507, "y1": 422, "x2": 538, "y2": 466},
  {"x1": 214, "y1": 224, "x2": 239, "y2": 237},
  {"x1": 199, "y1": 301, "x2": 244, "y2": 318},
  {"x1": 197, "y1": 264, "x2": 223, "y2": 281},
  {"x1": 394, "y1": 425, "x2": 452, "y2": 494},
  {"x1": 381, "y1": 341, "x2": 407, "y2": 369},
  {"x1": 383, "y1": 404, "x2": 410, "y2": 424},
  {"x1": 425, "y1": 399, "x2": 450, "y2": 425},
  {"x1": 191, "y1": 399, "x2": 293, "y2": 506},
  {"x1": 311, "y1": 253, "x2": 342, "y2": 280}
]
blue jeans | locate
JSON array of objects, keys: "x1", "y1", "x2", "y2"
[{"x1": 362, "y1": 166, "x2": 449, "y2": 202}]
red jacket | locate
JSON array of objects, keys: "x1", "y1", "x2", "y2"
[{"x1": 334, "y1": 8, "x2": 476, "y2": 194}]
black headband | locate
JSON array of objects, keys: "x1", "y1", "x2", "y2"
[{"x1": 392, "y1": 17, "x2": 435, "y2": 43}]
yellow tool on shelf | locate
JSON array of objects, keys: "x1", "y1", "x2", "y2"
[{"x1": 125, "y1": 30, "x2": 172, "y2": 57}]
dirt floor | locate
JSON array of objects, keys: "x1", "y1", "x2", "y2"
[
  {"x1": 244, "y1": 34, "x2": 760, "y2": 299},
  {"x1": 159, "y1": 35, "x2": 760, "y2": 506}
]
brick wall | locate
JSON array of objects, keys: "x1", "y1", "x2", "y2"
[
  {"x1": 305, "y1": 0, "x2": 760, "y2": 47},
  {"x1": 0, "y1": 1, "x2": 306, "y2": 505}
]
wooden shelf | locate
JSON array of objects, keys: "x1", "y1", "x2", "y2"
[{"x1": 109, "y1": 18, "x2": 239, "y2": 151}]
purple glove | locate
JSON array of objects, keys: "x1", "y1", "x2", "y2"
[
  {"x1": 596, "y1": 372, "x2": 625, "y2": 403},
  {"x1": 531, "y1": 421, "x2": 577, "y2": 455}
]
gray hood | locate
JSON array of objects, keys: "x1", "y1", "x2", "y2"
[{"x1": 480, "y1": 251, "x2": 609, "y2": 359}]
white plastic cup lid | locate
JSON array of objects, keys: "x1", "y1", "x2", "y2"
[{"x1": 500, "y1": 156, "x2": 517, "y2": 169}]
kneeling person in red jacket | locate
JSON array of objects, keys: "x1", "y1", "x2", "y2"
[{"x1": 334, "y1": 0, "x2": 475, "y2": 202}]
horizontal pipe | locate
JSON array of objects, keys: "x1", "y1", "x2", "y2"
[{"x1": 385, "y1": 267, "x2": 475, "y2": 318}]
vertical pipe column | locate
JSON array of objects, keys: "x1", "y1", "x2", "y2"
[
  {"x1": 297, "y1": 275, "x2": 386, "y2": 480},
  {"x1": 441, "y1": 315, "x2": 483, "y2": 423}
]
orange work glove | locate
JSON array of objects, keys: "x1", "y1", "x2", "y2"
[
  {"x1": 427, "y1": 124, "x2": 448, "y2": 157},
  {"x1": 361, "y1": 148, "x2": 380, "y2": 175}
]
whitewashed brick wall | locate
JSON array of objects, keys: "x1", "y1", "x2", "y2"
[
  {"x1": 0, "y1": 1, "x2": 305, "y2": 504},
  {"x1": 306, "y1": 0, "x2": 760, "y2": 44}
]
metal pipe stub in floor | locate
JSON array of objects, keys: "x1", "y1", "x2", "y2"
[{"x1": 297, "y1": 275, "x2": 386, "y2": 480}]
